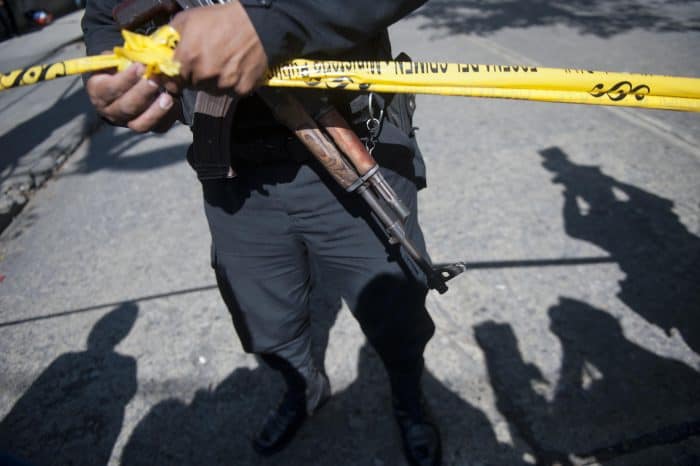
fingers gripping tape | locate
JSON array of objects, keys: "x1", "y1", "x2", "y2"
[{"x1": 114, "y1": 25, "x2": 181, "y2": 77}]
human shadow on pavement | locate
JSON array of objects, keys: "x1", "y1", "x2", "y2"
[
  {"x1": 412, "y1": 0, "x2": 700, "y2": 37},
  {"x1": 0, "y1": 302, "x2": 139, "y2": 466},
  {"x1": 475, "y1": 300, "x2": 700, "y2": 466},
  {"x1": 539, "y1": 147, "x2": 700, "y2": 355},
  {"x1": 121, "y1": 299, "x2": 526, "y2": 466}
]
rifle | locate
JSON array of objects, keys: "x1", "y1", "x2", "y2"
[{"x1": 112, "y1": 0, "x2": 466, "y2": 293}]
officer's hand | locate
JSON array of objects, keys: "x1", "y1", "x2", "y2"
[
  {"x1": 169, "y1": 1, "x2": 268, "y2": 96},
  {"x1": 85, "y1": 62, "x2": 180, "y2": 133}
]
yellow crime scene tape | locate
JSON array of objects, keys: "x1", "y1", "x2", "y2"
[
  {"x1": 2, "y1": 25, "x2": 700, "y2": 113},
  {"x1": 0, "y1": 26, "x2": 180, "y2": 88},
  {"x1": 267, "y1": 60, "x2": 700, "y2": 112}
]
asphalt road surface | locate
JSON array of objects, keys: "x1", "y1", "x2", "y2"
[{"x1": 1, "y1": 2, "x2": 699, "y2": 465}]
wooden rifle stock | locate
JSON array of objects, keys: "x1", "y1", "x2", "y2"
[{"x1": 259, "y1": 89, "x2": 454, "y2": 293}]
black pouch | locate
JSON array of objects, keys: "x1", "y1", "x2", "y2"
[
  {"x1": 385, "y1": 53, "x2": 426, "y2": 189},
  {"x1": 345, "y1": 52, "x2": 427, "y2": 189},
  {"x1": 186, "y1": 93, "x2": 237, "y2": 180}
]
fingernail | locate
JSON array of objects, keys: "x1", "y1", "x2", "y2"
[
  {"x1": 159, "y1": 93, "x2": 173, "y2": 110},
  {"x1": 147, "y1": 79, "x2": 159, "y2": 88},
  {"x1": 133, "y1": 63, "x2": 145, "y2": 76}
]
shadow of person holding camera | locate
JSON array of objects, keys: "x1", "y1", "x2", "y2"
[
  {"x1": 539, "y1": 147, "x2": 700, "y2": 355},
  {"x1": 475, "y1": 299, "x2": 700, "y2": 465},
  {"x1": 0, "y1": 302, "x2": 139, "y2": 466}
]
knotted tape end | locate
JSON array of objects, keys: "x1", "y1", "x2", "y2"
[{"x1": 115, "y1": 26, "x2": 181, "y2": 78}]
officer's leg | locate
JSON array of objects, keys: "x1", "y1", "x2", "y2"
[
  {"x1": 297, "y1": 154, "x2": 440, "y2": 466},
  {"x1": 201, "y1": 175, "x2": 329, "y2": 455},
  {"x1": 349, "y1": 270, "x2": 441, "y2": 466},
  {"x1": 315, "y1": 189, "x2": 434, "y2": 409}
]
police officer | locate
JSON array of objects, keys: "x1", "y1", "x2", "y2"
[{"x1": 82, "y1": 1, "x2": 441, "y2": 465}]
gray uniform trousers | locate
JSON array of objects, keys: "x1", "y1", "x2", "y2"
[{"x1": 201, "y1": 138, "x2": 435, "y2": 398}]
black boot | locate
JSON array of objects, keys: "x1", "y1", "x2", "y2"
[
  {"x1": 252, "y1": 365, "x2": 330, "y2": 455},
  {"x1": 394, "y1": 396, "x2": 442, "y2": 466},
  {"x1": 387, "y1": 356, "x2": 442, "y2": 466}
]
